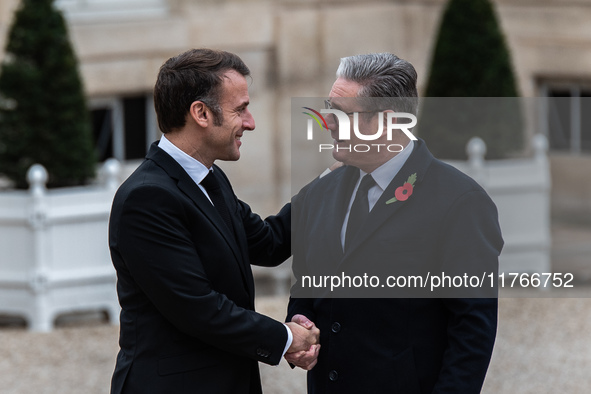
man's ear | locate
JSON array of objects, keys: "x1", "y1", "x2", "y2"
[
  {"x1": 189, "y1": 101, "x2": 210, "y2": 128},
  {"x1": 383, "y1": 109, "x2": 396, "y2": 124},
  {"x1": 381, "y1": 109, "x2": 396, "y2": 137}
]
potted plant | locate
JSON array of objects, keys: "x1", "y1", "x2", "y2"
[
  {"x1": 418, "y1": 0, "x2": 550, "y2": 277},
  {"x1": 0, "y1": 0, "x2": 120, "y2": 331},
  {"x1": 419, "y1": 0, "x2": 522, "y2": 160}
]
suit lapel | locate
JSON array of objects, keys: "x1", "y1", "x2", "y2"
[
  {"x1": 212, "y1": 166, "x2": 257, "y2": 302},
  {"x1": 325, "y1": 166, "x2": 360, "y2": 260},
  {"x1": 342, "y1": 140, "x2": 434, "y2": 259},
  {"x1": 146, "y1": 144, "x2": 248, "y2": 285}
]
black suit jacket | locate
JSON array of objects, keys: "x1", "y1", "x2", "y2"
[
  {"x1": 288, "y1": 139, "x2": 503, "y2": 393},
  {"x1": 109, "y1": 142, "x2": 291, "y2": 393}
]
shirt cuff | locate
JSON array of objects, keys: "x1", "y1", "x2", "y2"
[{"x1": 282, "y1": 323, "x2": 294, "y2": 358}]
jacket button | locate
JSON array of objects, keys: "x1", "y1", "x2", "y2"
[
  {"x1": 331, "y1": 322, "x2": 341, "y2": 333},
  {"x1": 329, "y1": 370, "x2": 338, "y2": 381},
  {"x1": 257, "y1": 348, "x2": 268, "y2": 357}
]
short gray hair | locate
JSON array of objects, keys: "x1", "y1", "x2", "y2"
[{"x1": 336, "y1": 53, "x2": 418, "y2": 115}]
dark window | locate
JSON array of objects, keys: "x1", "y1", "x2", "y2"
[
  {"x1": 89, "y1": 94, "x2": 149, "y2": 161},
  {"x1": 547, "y1": 91, "x2": 571, "y2": 151},
  {"x1": 546, "y1": 88, "x2": 591, "y2": 153},
  {"x1": 581, "y1": 92, "x2": 591, "y2": 152},
  {"x1": 123, "y1": 96, "x2": 147, "y2": 160}
]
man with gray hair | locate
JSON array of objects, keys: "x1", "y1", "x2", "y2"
[{"x1": 287, "y1": 53, "x2": 502, "y2": 393}]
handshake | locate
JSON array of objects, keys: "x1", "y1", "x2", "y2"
[{"x1": 284, "y1": 314, "x2": 320, "y2": 370}]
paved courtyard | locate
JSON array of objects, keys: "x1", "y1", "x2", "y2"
[{"x1": 1, "y1": 222, "x2": 591, "y2": 393}]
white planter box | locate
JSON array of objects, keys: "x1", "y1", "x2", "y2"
[
  {"x1": 446, "y1": 135, "x2": 552, "y2": 275},
  {"x1": 0, "y1": 160, "x2": 122, "y2": 331}
]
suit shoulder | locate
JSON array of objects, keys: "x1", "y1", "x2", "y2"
[
  {"x1": 426, "y1": 157, "x2": 487, "y2": 196},
  {"x1": 114, "y1": 160, "x2": 177, "y2": 202},
  {"x1": 299, "y1": 165, "x2": 347, "y2": 194}
]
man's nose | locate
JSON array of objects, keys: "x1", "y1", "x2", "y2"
[
  {"x1": 325, "y1": 113, "x2": 338, "y2": 131},
  {"x1": 243, "y1": 109, "x2": 255, "y2": 130}
]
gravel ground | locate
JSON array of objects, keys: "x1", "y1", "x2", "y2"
[
  {"x1": 1, "y1": 223, "x2": 590, "y2": 393},
  {"x1": 3, "y1": 293, "x2": 591, "y2": 393}
]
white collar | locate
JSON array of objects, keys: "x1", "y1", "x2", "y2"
[
  {"x1": 359, "y1": 140, "x2": 414, "y2": 190},
  {"x1": 158, "y1": 135, "x2": 211, "y2": 186}
]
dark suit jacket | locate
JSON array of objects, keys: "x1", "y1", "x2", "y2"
[
  {"x1": 109, "y1": 142, "x2": 291, "y2": 394},
  {"x1": 288, "y1": 139, "x2": 503, "y2": 394}
]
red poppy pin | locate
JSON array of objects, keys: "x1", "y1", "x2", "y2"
[{"x1": 386, "y1": 173, "x2": 417, "y2": 204}]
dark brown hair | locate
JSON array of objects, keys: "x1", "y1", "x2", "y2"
[{"x1": 153, "y1": 48, "x2": 250, "y2": 133}]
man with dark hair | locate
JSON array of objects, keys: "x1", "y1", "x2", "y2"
[
  {"x1": 109, "y1": 48, "x2": 319, "y2": 394},
  {"x1": 287, "y1": 53, "x2": 503, "y2": 393}
]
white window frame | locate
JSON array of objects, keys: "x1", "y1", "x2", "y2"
[
  {"x1": 89, "y1": 94, "x2": 160, "y2": 162},
  {"x1": 540, "y1": 81, "x2": 591, "y2": 154},
  {"x1": 55, "y1": 0, "x2": 169, "y2": 22}
]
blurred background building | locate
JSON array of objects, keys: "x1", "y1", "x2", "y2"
[{"x1": 0, "y1": 0, "x2": 590, "y2": 218}]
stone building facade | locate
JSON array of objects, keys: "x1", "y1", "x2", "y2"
[{"x1": 1, "y1": 0, "x2": 590, "y2": 220}]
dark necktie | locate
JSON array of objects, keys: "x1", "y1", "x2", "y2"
[
  {"x1": 345, "y1": 174, "x2": 376, "y2": 251},
  {"x1": 201, "y1": 171, "x2": 233, "y2": 232}
]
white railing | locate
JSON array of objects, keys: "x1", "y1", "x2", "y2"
[
  {"x1": 446, "y1": 135, "x2": 552, "y2": 274},
  {"x1": 0, "y1": 160, "x2": 122, "y2": 331}
]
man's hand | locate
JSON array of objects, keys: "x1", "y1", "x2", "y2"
[
  {"x1": 285, "y1": 314, "x2": 320, "y2": 370},
  {"x1": 285, "y1": 314, "x2": 319, "y2": 352}
]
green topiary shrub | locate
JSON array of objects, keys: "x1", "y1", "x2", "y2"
[
  {"x1": 420, "y1": 0, "x2": 522, "y2": 160},
  {"x1": 0, "y1": 0, "x2": 96, "y2": 189}
]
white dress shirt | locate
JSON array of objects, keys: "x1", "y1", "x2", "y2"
[{"x1": 158, "y1": 135, "x2": 213, "y2": 204}]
